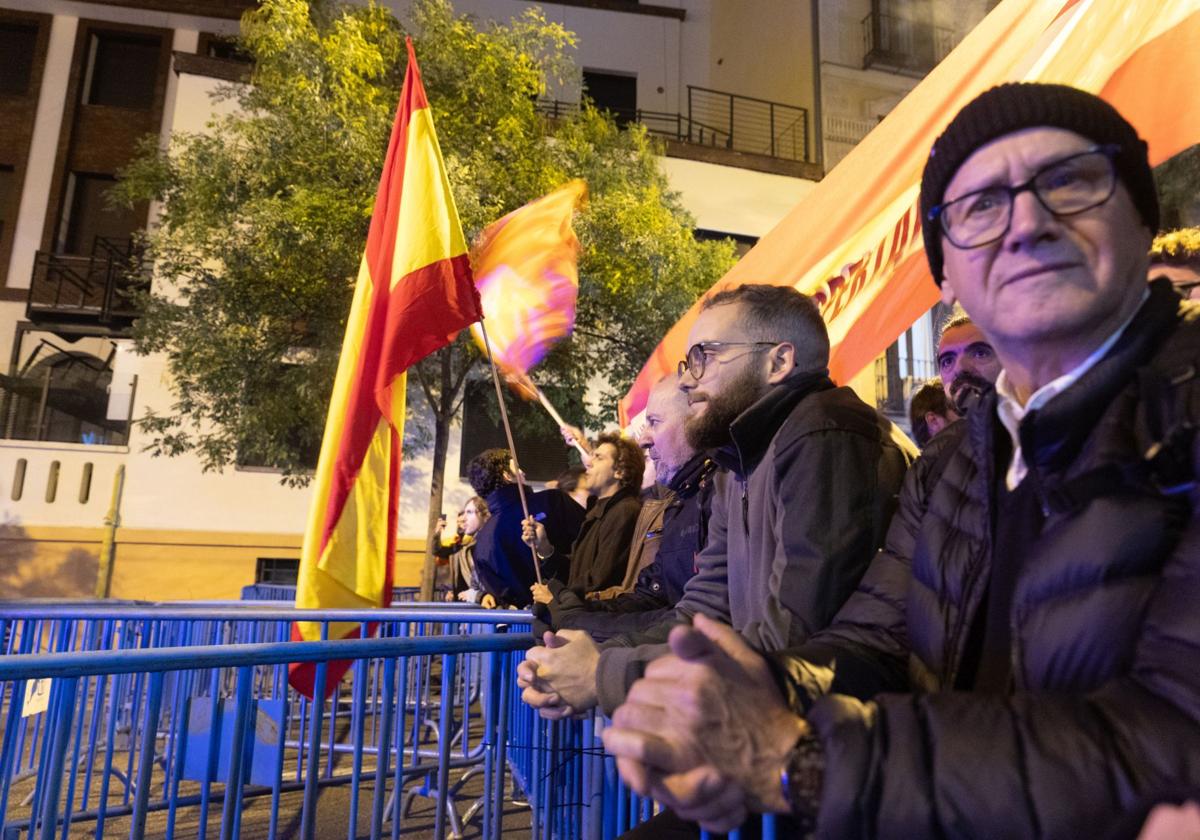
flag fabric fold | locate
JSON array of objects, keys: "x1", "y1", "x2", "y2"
[
  {"x1": 620, "y1": 0, "x2": 1200, "y2": 426},
  {"x1": 469, "y1": 179, "x2": 587, "y2": 397},
  {"x1": 289, "y1": 38, "x2": 481, "y2": 698}
]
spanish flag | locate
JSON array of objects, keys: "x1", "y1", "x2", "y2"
[{"x1": 289, "y1": 39, "x2": 481, "y2": 697}]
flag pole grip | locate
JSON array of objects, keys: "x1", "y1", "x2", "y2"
[{"x1": 478, "y1": 320, "x2": 544, "y2": 586}]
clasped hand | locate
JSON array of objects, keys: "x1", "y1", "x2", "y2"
[
  {"x1": 600, "y1": 614, "x2": 807, "y2": 833},
  {"x1": 516, "y1": 629, "x2": 601, "y2": 719}
]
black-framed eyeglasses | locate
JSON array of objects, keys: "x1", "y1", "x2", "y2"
[
  {"x1": 927, "y1": 144, "x2": 1121, "y2": 250},
  {"x1": 677, "y1": 341, "x2": 780, "y2": 381}
]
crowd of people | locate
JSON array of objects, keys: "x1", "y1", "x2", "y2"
[{"x1": 433, "y1": 83, "x2": 1200, "y2": 839}]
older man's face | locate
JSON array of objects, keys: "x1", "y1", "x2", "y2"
[
  {"x1": 638, "y1": 382, "x2": 695, "y2": 484},
  {"x1": 939, "y1": 127, "x2": 1151, "y2": 353}
]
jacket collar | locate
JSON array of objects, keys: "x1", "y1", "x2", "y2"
[
  {"x1": 714, "y1": 369, "x2": 834, "y2": 477},
  {"x1": 485, "y1": 483, "x2": 521, "y2": 513},
  {"x1": 666, "y1": 452, "x2": 718, "y2": 499},
  {"x1": 969, "y1": 279, "x2": 1183, "y2": 478},
  {"x1": 586, "y1": 485, "x2": 638, "y2": 520}
]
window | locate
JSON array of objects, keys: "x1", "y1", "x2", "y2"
[
  {"x1": 458, "y1": 380, "x2": 572, "y2": 482},
  {"x1": 57, "y1": 172, "x2": 141, "y2": 256},
  {"x1": 82, "y1": 31, "x2": 160, "y2": 109},
  {"x1": 0, "y1": 23, "x2": 38, "y2": 96},
  {"x1": 583, "y1": 69, "x2": 637, "y2": 128},
  {"x1": 1, "y1": 349, "x2": 131, "y2": 446},
  {"x1": 255, "y1": 557, "x2": 300, "y2": 586}
]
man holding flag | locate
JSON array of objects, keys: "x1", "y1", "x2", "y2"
[{"x1": 289, "y1": 39, "x2": 481, "y2": 697}]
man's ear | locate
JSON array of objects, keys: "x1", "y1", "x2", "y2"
[
  {"x1": 940, "y1": 279, "x2": 958, "y2": 308},
  {"x1": 765, "y1": 342, "x2": 797, "y2": 385}
]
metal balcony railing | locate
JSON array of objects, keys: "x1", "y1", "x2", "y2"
[
  {"x1": 862, "y1": 9, "x2": 956, "y2": 76},
  {"x1": 537, "y1": 84, "x2": 813, "y2": 163},
  {"x1": 27, "y1": 236, "x2": 148, "y2": 329}
]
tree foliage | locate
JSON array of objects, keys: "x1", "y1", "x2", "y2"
[{"x1": 119, "y1": 0, "x2": 735, "y2": 486}]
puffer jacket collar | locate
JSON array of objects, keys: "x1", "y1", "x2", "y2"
[
  {"x1": 714, "y1": 370, "x2": 834, "y2": 478},
  {"x1": 1018, "y1": 279, "x2": 1182, "y2": 478}
]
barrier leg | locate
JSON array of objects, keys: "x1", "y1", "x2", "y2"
[
  {"x1": 298, "y1": 663, "x2": 328, "y2": 840},
  {"x1": 219, "y1": 666, "x2": 253, "y2": 840},
  {"x1": 433, "y1": 654, "x2": 457, "y2": 840},
  {"x1": 37, "y1": 677, "x2": 79, "y2": 840},
  {"x1": 130, "y1": 671, "x2": 165, "y2": 840}
]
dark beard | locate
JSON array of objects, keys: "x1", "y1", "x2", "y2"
[
  {"x1": 948, "y1": 370, "x2": 993, "y2": 415},
  {"x1": 685, "y1": 366, "x2": 768, "y2": 450}
]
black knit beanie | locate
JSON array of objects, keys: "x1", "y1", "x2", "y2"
[{"x1": 919, "y1": 82, "x2": 1159, "y2": 286}]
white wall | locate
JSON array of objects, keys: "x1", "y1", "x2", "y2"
[{"x1": 658, "y1": 157, "x2": 814, "y2": 239}]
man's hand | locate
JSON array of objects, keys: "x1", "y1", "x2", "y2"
[
  {"x1": 480, "y1": 593, "x2": 497, "y2": 609},
  {"x1": 516, "y1": 629, "x2": 601, "y2": 719},
  {"x1": 560, "y1": 424, "x2": 592, "y2": 457},
  {"x1": 531, "y1": 583, "x2": 554, "y2": 604},
  {"x1": 520, "y1": 516, "x2": 554, "y2": 558},
  {"x1": 601, "y1": 614, "x2": 807, "y2": 829}
]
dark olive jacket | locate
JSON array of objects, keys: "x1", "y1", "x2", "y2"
[
  {"x1": 772, "y1": 281, "x2": 1200, "y2": 839},
  {"x1": 595, "y1": 370, "x2": 918, "y2": 715}
]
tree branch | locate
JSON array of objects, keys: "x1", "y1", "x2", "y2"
[
  {"x1": 573, "y1": 327, "x2": 642, "y2": 351},
  {"x1": 414, "y1": 360, "x2": 438, "y2": 409}
]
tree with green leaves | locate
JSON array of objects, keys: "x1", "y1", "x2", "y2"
[{"x1": 118, "y1": 0, "x2": 735, "y2": 598}]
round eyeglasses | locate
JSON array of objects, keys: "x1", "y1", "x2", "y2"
[
  {"x1": 927, "y1": 145, "x2": 1121, "y2": 250},
  {"x1": 677, "y1": 341, "x2": 780, "y2": 381}
]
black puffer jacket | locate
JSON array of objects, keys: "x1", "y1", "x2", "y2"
[{"x1": 771, "y1": 280, "x2": 1200, "y2": 839}]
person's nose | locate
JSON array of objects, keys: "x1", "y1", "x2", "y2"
[{"x1": 1004, "y1": 187, "x2": 1058, "y2": 251}]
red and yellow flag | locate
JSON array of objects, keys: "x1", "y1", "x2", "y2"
[
  {"x1": 289, "y1": 38, "x2": 481, "y2": 697},
  {"x1": 620, "y1": 0, "x2": 1200, "y2": 425},
  {"x1": 469, "y1": 179, "x2": 587, "y2": 397}
]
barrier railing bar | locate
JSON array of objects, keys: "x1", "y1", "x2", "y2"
[
  {"x1": 0, "y1": 604, "x2": 533, "y2": 624},
  {"x1": 0, "y1": 635, "x2": 533, "y2": 681}
]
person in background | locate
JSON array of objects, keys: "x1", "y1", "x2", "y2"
[
  {"x1": 468, "y1": 448, "x2": 585, "y2": 608},
  {"x1": 524, "y1": 432, "x2": 644, "y2": 604},
  {"x1": 1149, "y1": 226, "x2": 1200, "y2": 300},
  {"x1": 935, "y1": 310, "x2": 1002, "y2": 415},
  {"x1": 908, "y1": 378, "x2": 959, "y2": 447},
  {"x1": 448, "y1": 495, "x2": 497, "y2": 607}
]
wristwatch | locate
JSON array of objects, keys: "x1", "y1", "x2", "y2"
[{"x1": 780, "y1": 732, "x2": 824, "y2": 827}]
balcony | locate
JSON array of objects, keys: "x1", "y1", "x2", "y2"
[
  {"x1": 861, "y1": 10, "x2": 956, "y2": 77},
  {"x1": 27, "y1": 237, "x2": 149, "y2": 332},
  {"x1": 538, "y1": 85, "x2": 813, "y2": 165}
]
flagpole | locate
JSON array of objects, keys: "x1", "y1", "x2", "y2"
[
  {"x1": 531, "y1": 387, "x2": 591, "y2": 463},
  {"x1": 478, "y1": 319, "x2": 544, "y2": 586}
]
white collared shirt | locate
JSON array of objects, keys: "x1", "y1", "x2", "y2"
[{"x1": 994, "y1": 290, "x2": 1148, "y2": 491}]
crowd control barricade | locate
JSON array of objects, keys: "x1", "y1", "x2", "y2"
[
  {"x1": 0, "y1": 605, "x2": 530, "y2": 840},
  {"x1": 0, "y1": 602, "x2": 773, "y2": 840}
]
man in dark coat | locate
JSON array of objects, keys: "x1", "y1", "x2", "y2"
[
  {"x1": 524, "y1": 431, "x2": 644, "y2": 602},
  {"x1": 601, "y1": 83, "x2": 1200, "y2": 839},
  {"x1": 517, "y1": 283, "x2": 916, "y2": 722},
  {"x1": 467, "y1": 448, "x2": 584, "y2": 608}
]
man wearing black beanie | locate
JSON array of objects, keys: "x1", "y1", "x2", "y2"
[{"x1": 601, "y1": 82, "x2": 1200, "y2": 839}]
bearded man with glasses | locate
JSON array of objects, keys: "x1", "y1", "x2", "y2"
[
  {"x1": 601, "y1": 83, "x2": 1200, "y2": 840},
  {"x1": 518, "y1": 283, "x2": 916, "y2": 835}
]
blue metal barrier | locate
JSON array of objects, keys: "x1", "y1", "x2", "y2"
[
  {"x1": 238, "y1": 584, "x2": 429, "y2": 603},
  {"x1": 0, "y1": 602, "x2": 767, "y2": 839},
  {"x1": 0, "y1": 605, "x2": 530, "y2": 840}
]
